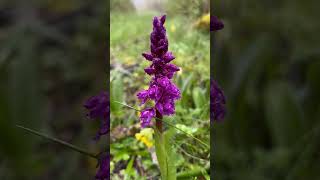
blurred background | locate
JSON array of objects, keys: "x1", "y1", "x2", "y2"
[
  {"x1": 213, "y1": 0, "x2": 320, "y2": 179},
  {"x1": 1, "y1": 0, "x2": 318, "y2": 179},
  {"x1": 110, "y1": 0, "x2": 211, "y2": 179},
  {"x1": 0, "y1": 0, "x2": 107, "y2": 179}
]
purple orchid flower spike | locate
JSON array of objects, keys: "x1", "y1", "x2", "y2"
[{"x1": 136, "y1": 15, "x2": 181, "y2": 128}]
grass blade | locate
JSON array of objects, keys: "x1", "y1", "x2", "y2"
[{"x1": 17, "y1": 125, "x2": 97, "y2": 159}]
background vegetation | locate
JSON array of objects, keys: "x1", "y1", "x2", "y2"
[
  {"x1": 0, "y1": 1, "x2": 107, "y2": 179},
  {"x1": 213, "y1": 0, "x2": 320, "y2": 179},
  {"x1": 110, "y1": 0, "x2": 211, "y2": 179}
]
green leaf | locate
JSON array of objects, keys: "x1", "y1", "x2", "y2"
[
  {"x1": 111, "y1": 73, "x2": 124, "y2": 115},
  {"x1": 175, "y1": 124, "x2": 197, "y2": 134},
  {"x1": 180, "y1": 73, "x2": 193, "y2": 94},
  {"x1": 177, "y1": 166, "x2": 210, "y2": 179},
  {"x1": 164, "y1": 128, "x2": 177, "y2": 179},
  {"x1": 192, "y1": 87, "x2": 206, "y2": 109},
  {"x1": 124, "y1": 157, "x2": 135, "y2": 179},
  {"x1": 154, "y1": 128, "x2": 176, "y2": 180}
]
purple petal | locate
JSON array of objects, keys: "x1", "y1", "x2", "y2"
[
  {"x1": 153, "y1": 16, "x2": 159, "y2": 28},
  {"x1": 166, "y1": 63, "x2": 180, "y2": 72},
  {"x1": 142, "y1": 52, "x2": 153, "y2": 61},
  {"x1": 144, "y1": 67, "x2": 155, "y2": 75},
  {"x1": 155, "y1": 103, "x2": 164, "y2": 115},
  {"x1": 140, "y1": 108, "x2": 155, "y2": 127},
  {"x1": 160, "y1": 15, "x2": 166, "y2": 25},
  {"x1": 163, "y1": 52, "x2": 175, "y2": 63},
  {"x1": 137, "y1": 90, "x2": 149, "y2": 104},
  {"x1": 162, "y1": 100, "x2": 175, "y2": 115},
  {"x1": 157, "y1": 76, "x2": 170, "y2": 88},
  {"x1": 148, "y1": 85, "x2": 158, "y2": 100}
]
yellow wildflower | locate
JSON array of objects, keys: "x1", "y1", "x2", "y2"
[
  {"x1": 201, "y1": 13, "x2": 210, "y2": 24},
  {"x1": 170, "y1": 24, "x2": 176, "y2": 33},
  {"x1": 135, "y1": 128, "x2": 154, "y2": 148},
  {"x1": 194, "y1": 13, "x2": 211, "y2": 29}
]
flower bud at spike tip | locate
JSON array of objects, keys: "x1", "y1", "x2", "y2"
[{"x1": 160, "y1": 15, "x2": 166, "y2": 25}]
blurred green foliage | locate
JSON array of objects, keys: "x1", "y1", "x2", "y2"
[
  {"x1": 110, "y1": 0, "x2": 135, "y2": 13},
  {"x1": 110, "y1": 0, "x2": 211, "y2": 179},
  {"x1": 166, "y1": 0, "x2": 209, "y2": 18},
  {"x1": 0, "y1": 1, "x2": 108, "y2": 179},
  {"x1": 1, "y1": 0, "x2": 318, "y2": 179},
  {"x1": 213, "y1": 0, "x2": 320, "y2": 179}
]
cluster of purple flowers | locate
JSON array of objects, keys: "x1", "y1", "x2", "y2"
[
  {"x1": 84, "y1": 91, "x2": 110, "y2": 180},
  {"x1": 137, "y1": 15, "x2": 181, "y2": 127},
  {"x1": 210, "y1": 15, "x2": 226, "y2": 122}
]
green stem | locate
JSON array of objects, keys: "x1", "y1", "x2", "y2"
[
  {"x1": 154, "y1": 127, "x2": 176, "y2": 180},
  {"x1": 156, "y1": 110, "x2": 163, "y2": 133},
  {"x1": 17, "y1": 125, "x2": 97, "y2": 159}
]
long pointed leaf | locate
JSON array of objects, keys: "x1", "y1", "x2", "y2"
[{"x1": 154, "y1": 127, "x2": 176, "y2": 180}]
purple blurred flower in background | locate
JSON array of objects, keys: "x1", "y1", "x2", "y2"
[
  {"x1": 210, "y1": 80, "x2": 226, "y2": 121},
  {"x1": 210, "y1": 15, "x2": 226, "y2": 122},
  {"x1": 137, "y1": 15, "x2": 181, "y2": 127},
  {"x1": 210, "y1": 15, "x2": 224, "y2": 31},
  {"x1": 95, "y1": 152, "x2": 110, "y2": 180},
  {"x1": 84, "y1": 91, "x2": 110, "y2": 139},
  {"x1": 84, "y1": 91, "x2": 110, "y2": 179}
]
